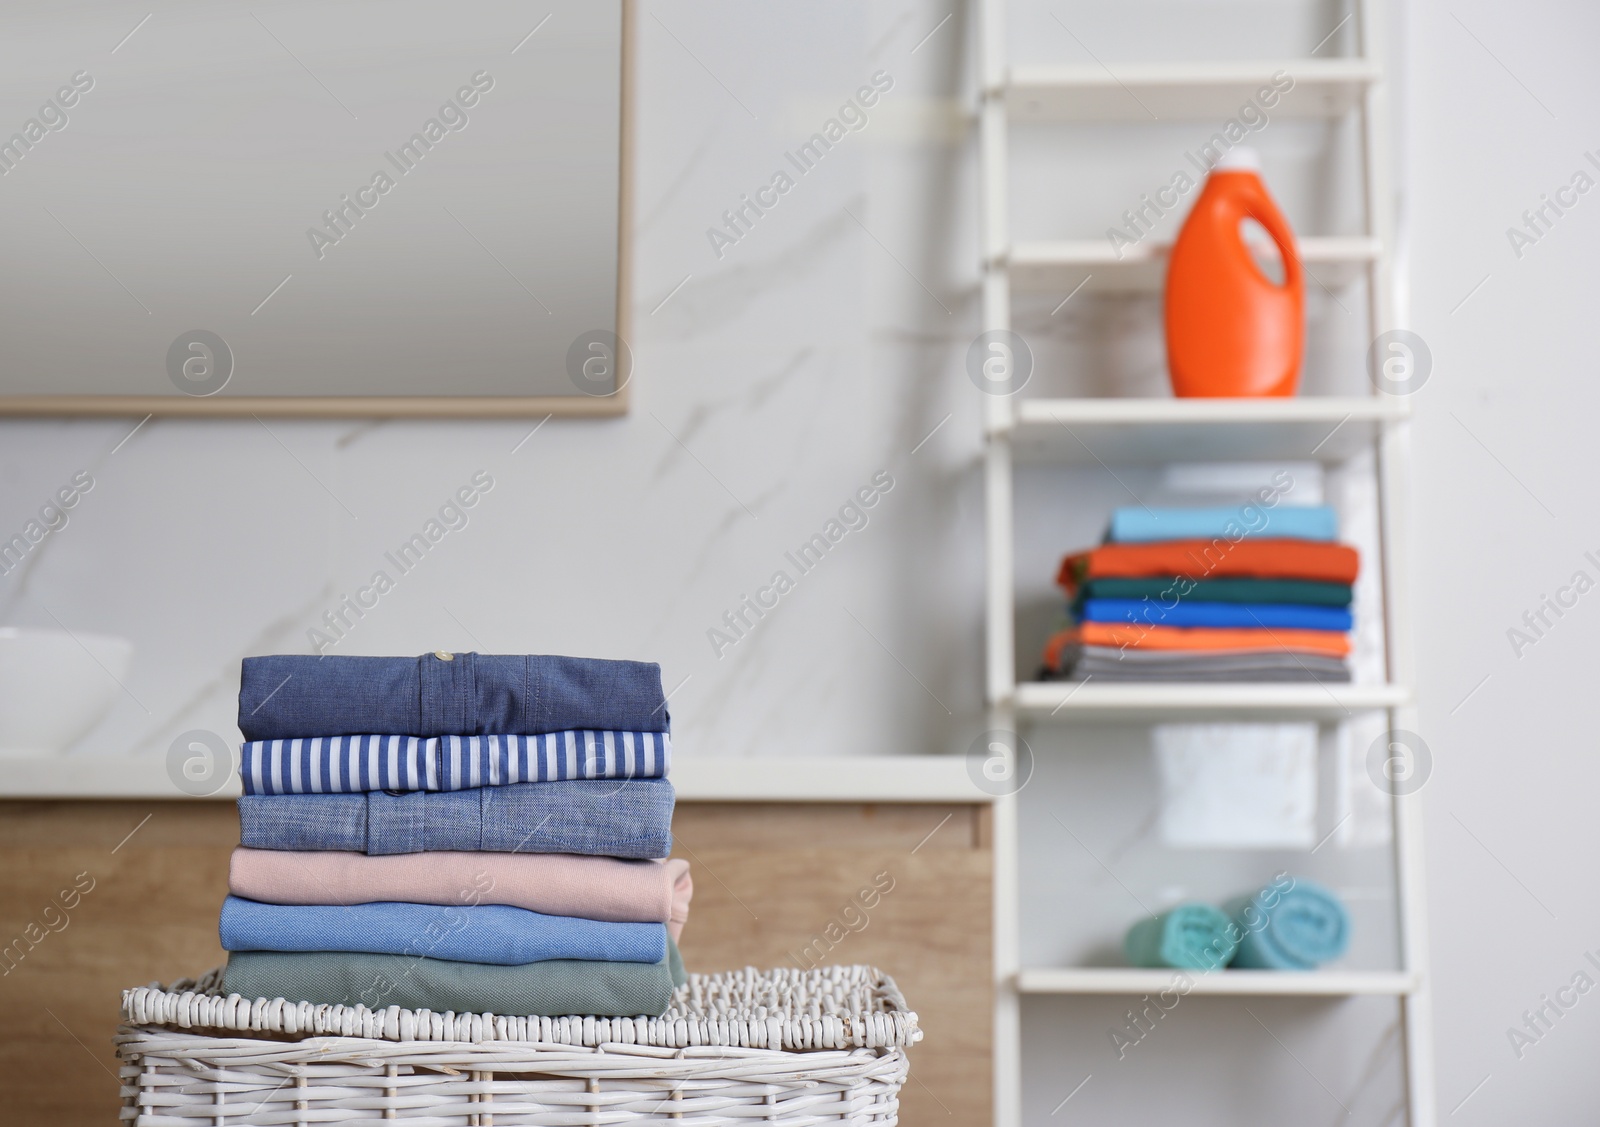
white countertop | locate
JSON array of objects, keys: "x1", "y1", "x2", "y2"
[{"x1": 0, "y1": 754, "x2": 990, "y2": 803}]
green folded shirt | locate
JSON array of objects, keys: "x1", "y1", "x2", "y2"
[
  {"x1": 1073, "y1": 576, "x2": 1353, "y2": 614},
  {"x1": 222, "y1": 940, "x2": 686, "y2": 1017}
]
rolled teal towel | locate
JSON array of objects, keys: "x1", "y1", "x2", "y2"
[
  {"x1": 1124, "y1": 903, "x2": 1239, "y2": 970},
  {"x1": 1226, "y1": 879, "x2": 1349, "y2": 970}
]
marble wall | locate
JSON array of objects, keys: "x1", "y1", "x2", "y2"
[{"x1": 0, "y1": 2, "x2": 988, "y2": 767}]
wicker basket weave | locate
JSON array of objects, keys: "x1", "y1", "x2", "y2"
[{"x1": 117, "y1": 964, "x2": 920, "y2": 1125}]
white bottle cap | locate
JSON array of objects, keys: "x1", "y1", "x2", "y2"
[{"x1": 1213, "y1": 145, "x2": 1261, "y2": 172}]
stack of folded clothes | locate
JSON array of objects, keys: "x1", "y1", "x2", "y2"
[
  {"x1": 1041, "y1": 504, "x2": 1359, "y2": 683},
  {"x1": 219, "y1": 651, "x2": 690, "y2": 1019}
]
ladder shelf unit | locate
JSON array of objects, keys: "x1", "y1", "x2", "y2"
[{"x1": 975, "y1": 1, "x2": 1431, "y2": 1124}]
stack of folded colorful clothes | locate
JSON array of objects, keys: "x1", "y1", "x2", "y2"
[
  {"x1": 219, "y1": 651, "x2": 690, "y2": 1018},
  {"x1": 1041, "y1": 504, "x2": 1359, "y2": 683}
]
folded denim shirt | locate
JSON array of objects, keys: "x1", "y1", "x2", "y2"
[
  {"x1": 238, "y1": 652, "x2": 668, "y2": 740},
  {"x1": 219, "y1": 896, "x2": 667, "y2": 965},
  {"x1": 237, "y1": 778, "x2": 675, "y2": 859},
  {"x1": 240, "y1": 731, "x2": 670, "y2": 795}
]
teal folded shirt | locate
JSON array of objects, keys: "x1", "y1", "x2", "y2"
[
  {"x1": 222, "y1": 941, "x2": 687, "y2": 1017},
  {"x1": 1071, "y1": 577, "x2": 1353, "y2": 615}
]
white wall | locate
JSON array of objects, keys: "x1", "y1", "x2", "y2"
[
  {"x1": 1407, "y1": 0, "x2": 1600, "y2": 1119},
  {"x1": 1, "y1": 0, "x2": 1596, "y2": 1118}
]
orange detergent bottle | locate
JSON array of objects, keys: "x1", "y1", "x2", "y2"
[{"x1": 1164, "y1": 147, "x2": 1303, "y2": 397}]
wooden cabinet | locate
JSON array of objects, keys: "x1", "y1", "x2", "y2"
[{"x1": 0, "y1": 798, "x2": 992, "y2": 1125}]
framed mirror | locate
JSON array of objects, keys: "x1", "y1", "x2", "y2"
[{"x1": 0, "y1": 0, "x2": 631, "y2": 415}]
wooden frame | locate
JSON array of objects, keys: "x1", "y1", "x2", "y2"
[{"x1": 0, "y1": 1, "x2": 635, "y2": 419}]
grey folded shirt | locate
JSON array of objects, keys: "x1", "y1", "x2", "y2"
[
  {"x1": 237, "y1": 779, "x2": 674, "y2": 859},
  {"x1": 222, "y1": 941, "x2": 687, "y2": 1017},
  {"x1": 1053, "y1": 646, "x2": 1350, "y2": 683}
]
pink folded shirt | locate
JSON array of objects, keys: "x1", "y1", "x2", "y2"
[{"x1": 229, "y1": 849, "x2": 692, "y2": 940}]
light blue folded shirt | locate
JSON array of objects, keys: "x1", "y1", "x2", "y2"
[
  {"x1": 1108, "y1": 505, "x2": 1338, "y2": 544},
  {"x1": 219, "y1": 896, "x2": 667, "y2": 966}
]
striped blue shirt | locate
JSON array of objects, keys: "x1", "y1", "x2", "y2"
[{"x1": 240, "y1": 730, "x2": 670, "y2": 796}]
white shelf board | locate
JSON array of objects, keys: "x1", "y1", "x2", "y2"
[
  {"x1": 1011, "y1": 396, "x2": 1407, "y2": 464},
  {"x1": 1014, "y1": 681, "x2": 1410, "y2": 721},
  {"x1": 0, "y1": 755, "x2": 986, "y2": 803},
  {"x1": 1006, "y1": 58, "x2": 1378, "y2": 122},
  {"x1": 672, "y1": 756, "x2": 987, "y2": 803},
  {"x1": 0, "y1": 755, "x2": 211, "y2": 799},
  {"x1": 1019, "y1": 967, "x2": 1415, "y2": 996},
  {"x1": 1009, "y1": 236, "x2": 1379, "y2": 294}
]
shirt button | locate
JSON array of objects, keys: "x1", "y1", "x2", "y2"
[{"x1": 434, "y1": 650, "x2": 454, "y2": 661}]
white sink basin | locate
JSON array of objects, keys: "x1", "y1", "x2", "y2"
[{"x1": 0, "y1": 627, "x2": 133, "y2": 755}]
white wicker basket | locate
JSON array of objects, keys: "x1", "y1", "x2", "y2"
[{"x1": 118, "y1": 964, "x2": 920, "y2": 1125}]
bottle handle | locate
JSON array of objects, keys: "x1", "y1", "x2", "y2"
[{"x1": 1237, "y1": 192, "x2": 1302, "y2": 293}]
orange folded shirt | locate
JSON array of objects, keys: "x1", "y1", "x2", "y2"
[
  {"x1": 1045, "y1": 623, "x2": 1351, "y2": 666},
  {"x1": 1057, "y1": 538, "x2": 1360, "y2": 595}
]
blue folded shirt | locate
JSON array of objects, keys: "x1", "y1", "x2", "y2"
[
  {"x1": 220, "y1": 896, "x2": 667, "y2": 965},
  {"x1": 237, "y1": 779, "x2": 675, "y2": 858},
  {"x1": 1080, "y1": 598, "x2": 1352, "y2": 632},
  {"x1": 1108, "y1": 505, "x2": 1338, "y2": 544},
  {"x1": 238, "y1": 652, "x2": 668, "y2": 740}
]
